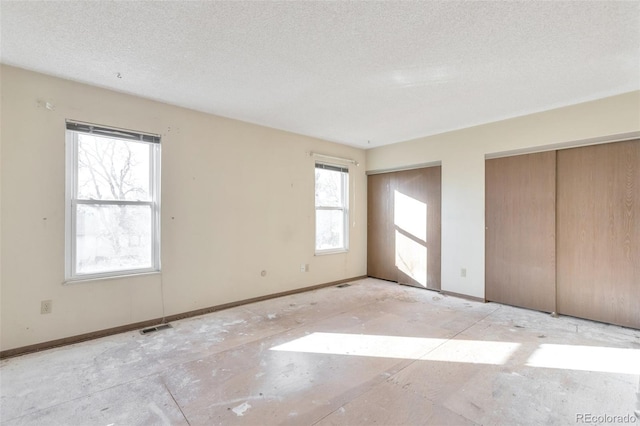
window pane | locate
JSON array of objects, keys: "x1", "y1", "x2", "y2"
[
  {"x1": 77, "y1": 134, "x2": 151, "y2": 201},
  {"x1": 315, "y1": 168, "x2": 344, "y2": 207},
  {"x1": 75, "y1": 204, "x2": 153, "y2": 274},
  {"x1": 316, "y1": 209, "x2": 345, "y2": 250}
]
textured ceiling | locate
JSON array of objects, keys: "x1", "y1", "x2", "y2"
[{"x1": 1, "y1": 1, "x2": 639, "y2": 148}]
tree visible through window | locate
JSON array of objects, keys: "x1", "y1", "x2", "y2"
[
  {"x1": 65, "y1": 122, "x2": 160, "y2": 280},
  {"x1": 315, "y1": 163, "x2": 349, "y2": 253}
]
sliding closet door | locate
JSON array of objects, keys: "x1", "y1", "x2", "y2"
[
  {"x1": 392, "y1": 167, "x2": 441, "y2": 290},
  {"x1": 367, "y1": 166, "x2": 441, "y2": 289},
  {"x1": 421, "y1": 166, "x2": 442, "y2": 290},
  {"x1": 557, "y1": 140, "x2": 640, "y2": 329},
  {"x1": 367, "y1": 173, "x2": 396, "y2": 281},
  {"x1": 485, "y1": 152, "x2": 556, "y2": 312}
]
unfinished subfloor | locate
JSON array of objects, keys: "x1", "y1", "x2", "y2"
[{"x1": 2, "y1": 278, "x2": 639, "y2": 425}]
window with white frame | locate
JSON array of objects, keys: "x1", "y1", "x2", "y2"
[
  {"x1": 65, "y1": 121, "x2": 161, "y2": 281},
  {"x1": 315, "y1": 162, "x2": 349, "y2": 253}
]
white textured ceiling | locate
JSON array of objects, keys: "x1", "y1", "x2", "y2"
[{"x1": 1, "y1": 1, "x2": 639, "y2": 148}]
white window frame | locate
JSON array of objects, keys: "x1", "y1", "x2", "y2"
[
  {"x1": 65, "y1": 121, "x2": 161, "y2": 282},
  {"x1": 315, "y1": 162, "x2": 349, "y2": 255}
]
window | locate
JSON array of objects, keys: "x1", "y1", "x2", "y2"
[
  {"x1": 65, "y1": 121, "x2": 161, "y2": 281},
  {"x1": 315, "y1": 162, "x2": 349, "y2": 253}
]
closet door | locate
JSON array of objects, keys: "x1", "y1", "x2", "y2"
[
  {"x1": 485, "y1": 152, "x2": 556, "y2": 312},
  {"x1": 392, "y1": 167, "x2": 441, "y2": 290},
  {"x1": 367, "y1": 173, "x2": 396, "y2": 281},
  {"x1": 367, "y1": 167, "x2": 441, "y2": 289},
  {"x1": 557, "y1": 140, "x2": 640, "y2": 329}
]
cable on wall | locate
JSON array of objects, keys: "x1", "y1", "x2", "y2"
[{"x1": 160, "y1": 273, "x2": 167, "y2": 324}]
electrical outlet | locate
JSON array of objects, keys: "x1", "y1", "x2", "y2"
[
  {"x1": 460, "y1": 268, "x2": 467, "y2": 278},
  {"x1": 41, "y1": 300, "x2": 52, "y2": 314},
  {"x1": 300, "y1": 263, "x2": 309, "y2": 272}
]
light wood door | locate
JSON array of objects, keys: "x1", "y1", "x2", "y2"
[
  {"x1": 367, "y1": 167, "x2": 441, "y2": 290},
  {"x1": 367, "y1": 173, "x2": 396, "y2": 281},
  {"x1": 485, "y1": 152, "x2": 557, "y2": 312},
  {"x1": 557, "y1": 140, "x2": 640, "y2": 329},
  {"x1": 393, "y1": 167, "x2": 441, "y2": 290}
]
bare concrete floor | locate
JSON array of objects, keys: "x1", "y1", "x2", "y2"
[{"x1": 2, "y1": 278, "x2": 639, "y2": 425}]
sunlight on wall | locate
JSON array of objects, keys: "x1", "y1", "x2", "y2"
[
  {"x1": 393, "y1": 190, "x2": 426, "y2": 242},
  {"x1": 526, "y1": 344, "x2": 640, "y2": 375},
  {"x1": 270, "y1": 332, "x2": 520, "y2": 365},
  {"x1": 394, "y1": 190, "x2": 428, "y2": 286},
  {"x1": 395, "y1": 230, "x2": 427, "y2": 287}
]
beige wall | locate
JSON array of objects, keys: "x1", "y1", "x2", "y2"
[
  {"x1": 2, "y1": 64, "x2": 638, "y2": 352},
  {"x1": 367, "y1": 91, "x2": 640, "y2": 299},
  {"x1": 0, "y1": 65, "x2": 367, "y2": 351}
]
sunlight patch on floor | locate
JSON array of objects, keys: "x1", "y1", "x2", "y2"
[
  {"x1": 271, "y1": 332, "x2": 520, "y2": 365},
  {"x1": 526, "y1": 344, "x2": 640, "y2": 375}
]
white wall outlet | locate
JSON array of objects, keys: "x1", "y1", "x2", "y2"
[
  {"x1": 41, "y1": 300, "x2": 52, "y2": 314},
  {"x1": 460, "y1": 268, "x2": 467, "y2": 278},
  {"x1": 300, "y1": 263, "x2": 309, "y2": 272}
]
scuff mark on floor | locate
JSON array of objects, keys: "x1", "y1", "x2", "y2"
[{"x1": 232, "y1": 402, "x2": 251, "y2": 416}]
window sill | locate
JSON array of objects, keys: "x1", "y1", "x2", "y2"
[
  {"x1": 315, "y1": 249, "x2": 349, "y2": 256},
  {"x1": 63, "y1": 270, "x2": 161, "y2": 285}
]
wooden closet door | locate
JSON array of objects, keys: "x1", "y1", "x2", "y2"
[
  {"x1": 485, "y1": 152, "x2": 556, "y2": 312},
  {"x1": 424, "y1": 166, "x2": 442, "y2": 290},
  {"x1": 557, "y1": 140, "x2": 640, "y2": 329},
  {"x1": 367, "y1": 173, "x2": 396, "y2": 281},
  {"x1": 392, "y1": 167, "x2": 441, "y2": 290},
  {"x1": 367, "y1": 167, "x2": 441, "y2": 290}
]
